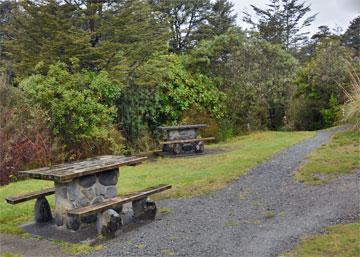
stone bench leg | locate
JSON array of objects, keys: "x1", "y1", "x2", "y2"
[
  {"x1": 34, "y1": 197, "x2": 52, "y2": 223},
  {"x1": 132, "y1": 198, "x2": 157, "y2": 220},
  {"x1": 194, "y1": 141, "x2": 204, "y2": 153},
  {"x1": 96, "y1": 209, "x2": 122, "y2": 237}
]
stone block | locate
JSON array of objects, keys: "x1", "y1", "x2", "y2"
[
  {"x1": 96, "y1": 209, "x2": 121, "y2": 236},
  {"x1": 79, "y1": 174, "x2": 96, "y2": 188},
  {"x1": 105, "y1": 186, "x2": 117, "y2": 198},
  {"x1": 34, "y1": 197, "x2": 52, "y2": 223},
  {"x1": 81, "y1": 188, "x2": 95, "y2": 201},
  {"x1": 98, "y1": 170, "x2": 119, "y2": 186}
]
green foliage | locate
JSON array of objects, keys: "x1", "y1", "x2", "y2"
[
  {"x1": 20, "y1": 63, "x2": 122, "y2": 155},
  {"x1": 187, "y1": 32, "x2": 297, "y2": 132},
  {"x1": 117, "y1": 54, "x2": 224, "y2": 150},
  {"x1": 3, "y1": 0, "x2": 168, "y2": 77},
  {"x1": 243, "y1": 0, "x2": 316, "y2": 50},
  {"x1": 288, "y1": 39, "x2": 352, "y2": 130}
]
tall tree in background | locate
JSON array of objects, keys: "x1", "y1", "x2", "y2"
[
  {"x1": 194, "y1": 0, "x2": 237, "y2": 41},
  {"x1": 150, "y1": 0, "x2": 212, "y2": 52},
  {"x1": 243, "y1": 0, "x2": 316, "y2": 50},
  {"x1": 3, "y1": 0, "x2": 168, "y2": 78},
  {"x1": 342, "y1": 16, "x2": 360, "y2": 56}
]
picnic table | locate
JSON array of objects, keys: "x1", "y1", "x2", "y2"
[
  {"x1": 158, "y1": 124, "x2": 214, "y2": 155},
  {"x1": 6, "y1": 155, "x2": 171, "y2": 236}
]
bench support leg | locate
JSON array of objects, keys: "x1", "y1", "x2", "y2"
[
  {"x1": 96, "y1": 209, "x2": 122, "y2": 237},
  {"x1": 34, "y1": 197, "x2": 52, "y2": 223},
  {"x1": 132, "y1": 198, "x2": 157, "y2": 220},
  {"x1": 194, "y1": 141, "x2": 204, "y2": 153}
]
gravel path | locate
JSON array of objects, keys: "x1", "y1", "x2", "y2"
[{"x1": 83, "y1": 128, "x2": 360, "y2": 257}]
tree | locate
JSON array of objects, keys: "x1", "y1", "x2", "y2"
[
  {"x1": 150, "y1": 0, "x2": 212, "y2": 52},
  {"x1": 287, "y1": 39, "x2": 353, "y2": 130},
  {"x1": 243, "y1": 0, "x2": 316, "y2": 50},
  {"x1": 342, "y1": 16, "x2": 360, "y2": 56},
  {"x1": 3, "y1": 0, "x2": 169, "y2": 78},
  {"x1": 194, "y1": 0, "x2": 237, "y2": 41},
  {"x1": 187, "y1": 32, "x2": 297, "y2": 131}
]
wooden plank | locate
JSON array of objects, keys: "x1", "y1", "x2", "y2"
[
  {"x1": 5, "y1": 188, "x2": 55, "y2": 205},
  {"x1": 158, "y1": 124, "x2": 208, "y2": 131},
  {"x1": 159, "y1": 137, "x2": 215, "y2": 145},
  {"x1": 17, "y1": 156, "x2": 147, "y2": 183},
  {"x1": 68, "y1": 184, "x2": 172, "y2": 217}
]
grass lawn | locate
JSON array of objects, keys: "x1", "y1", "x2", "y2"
[
  {"x1": 0, "y1": 131, "x2": 314, "y2": 237},
  {"x1": 284, "y1": 222, "x2": 360, "y2": 257},
  {"x1": 295, "y1": 129, "x2": 360, "y2": 184}
]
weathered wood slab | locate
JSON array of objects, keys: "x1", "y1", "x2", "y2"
[
  {"x1": 68, "y1": 184, "x2": 172, "y2": 217},
  {"x1": 158, "y1": 124, "x2": 208, "y2": 131},
  {"x1": 6, "y1": 188, "x2": 55, "y2": 204},
  {"x1": 17, "y1": 155, "x2": 147, "y2": 183},
  {"x1": 159, "y1": 137, "x2": 215, "y2": 145}
]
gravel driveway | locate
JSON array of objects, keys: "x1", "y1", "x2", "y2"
[{"x1": 83, "y1": 128, "x2": 359, "y2": 257}]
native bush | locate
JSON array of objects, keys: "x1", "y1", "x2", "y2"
[
  {"x1": 0, "y1": 75, "x2": 65, "y2": 185},
  {"x1": 287, "y1": 39, "x2": 352, "y2": 130},
  {"x1": 20, "y1": 62, "x2": 123, "y2": 155},
  {"x1": 117, "y1": 54, "x2": 224, "y2": 151}
]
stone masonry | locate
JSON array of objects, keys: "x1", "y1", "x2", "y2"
[{"x1": 54, "y1": 169, "x2": 119, "y2": 227}]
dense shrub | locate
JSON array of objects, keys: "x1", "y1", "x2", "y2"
[
  {"x1": 287, "y1": 39, "x2": 352, "y2": 130},
  {"x1": 117, "y1": 54, "x2": 224, "y2": 151},
  {"x1": 0, "y1": 75, "x2": 63, "y2": 185},
  {"x1": 187, "y1": 32, "x2": 297, "y2": 133},
  {"x1": 20, "y1": 63, "x2": 123, "y2": 156}
]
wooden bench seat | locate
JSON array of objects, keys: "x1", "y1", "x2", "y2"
[
  {"x1": 5, "y1": 188, "x2": 55, "y2": 204},
  {"x1": 159, "y1": 137, "x2": 215, "y2": 145},
  {"x1": 68, "y1": 184, "x2": 172, "y2": 217}
]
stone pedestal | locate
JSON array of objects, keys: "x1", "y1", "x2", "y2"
[
  {"x1": 168, "y1": 129, "x2": 197, "y2": 140},
  {"x1": 54, "y1": 169, "x2": 119, "y2": 228}
]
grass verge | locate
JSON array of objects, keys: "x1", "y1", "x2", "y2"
[
  {"x1": 295, "y1": 129, "x2": 359, "y2": 184},
  {"x1": 0, "y1": 131, "x2": 314, "y2": 252},
  {"x1": 284, "y1": 222, "x2": 360, "y2": 257}
]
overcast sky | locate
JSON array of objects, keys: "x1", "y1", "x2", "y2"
[{"x1": 232, "y1": 0, "x2": 360, "y2": 35}]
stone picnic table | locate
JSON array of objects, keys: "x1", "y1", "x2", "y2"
[
  {"x1": 158, "y1": 124, "x2": 214, "y2": 155},
  {"x1": 14, "y1": 155, "x2": 146, "y2": 228}
]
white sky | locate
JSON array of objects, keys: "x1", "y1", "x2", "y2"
[{"x1": 232, "y1": 0, "x2": 360, "y2": 35}]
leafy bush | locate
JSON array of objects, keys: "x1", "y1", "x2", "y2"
[
  {"x1": 0, "y1": 75, "x2": 63, "y2": 185},
  {"x1": 117, "y1": 54, "x2": 224, "y2": 151},
  {"x1": 288, "y1": 39, "x2": 352, "y2": 130},
  {"x1": 20, "y1": 63, "x2": 123, "y2": 156}
]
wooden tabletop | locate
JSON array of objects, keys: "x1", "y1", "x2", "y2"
[
  {"x1": 17, "y1": 155, "x2": 147, "y2": 183},
  {"x1": 158, "y1": 124, "x2": 208, "y2": 131}
]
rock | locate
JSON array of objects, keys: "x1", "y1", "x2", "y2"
[
  {"x1": 92, "y1": 196, "x2": 104, "y2": 204},
  {"x1": 132, "y1": 199, "x2": 157, "y2": 220},
  {"x1": 105, "y1": 186, "x2": 117, "y2": 198},
  {"x1": 79, "y1": 174, "x2": 96, "y2": 188},
  {"x1": 96, "y1": 209, "x2": 121, "y2": 236},
  {"x1": 34, "y1": 197, "x2": 52, "y2": 223},
  {"x1": 182, "y1": 143, "x2": 193, "y2": 152},
  {"x1": 67, "y1": 182, "x2": 78, "y2": 201},
  {"x1": 98, "y1": 170, "x2": 118, "y2": 186},
  {"x1": 194, "y1": 141, "x2": 204, "y2": 153},
  {"x1": 81, "y1": 188, "x2": 95, "y2": 200},
  {"x1": 66, "y1": 215, "x2": 80, "y2": 231},
  {"x1": 55, "y1": 184, "x2": 67, "y2": 199}
]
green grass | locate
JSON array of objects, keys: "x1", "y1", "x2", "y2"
[
  {"x1": 295, "y1": 130, "x2": 360, "y2": 184},
  {"x1": 0, "y1": 130, "x2": 314, "y2": 251},
  {"x1": 284, "y1": 222, "x2": 360, "y2": 257},
  {"x1": 0, "y1": 131, "x2": 313, "y2": 236}
]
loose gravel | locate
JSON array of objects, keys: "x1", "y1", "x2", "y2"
[{"x1": 83, "y1": 128, "x2": 359, "y2": 257}]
